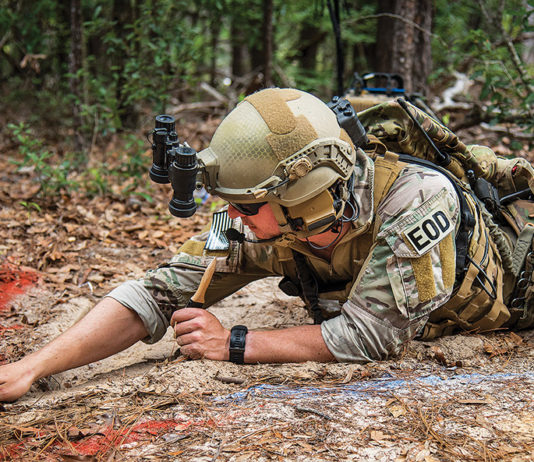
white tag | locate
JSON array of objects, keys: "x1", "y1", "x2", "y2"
[{"x1": 403, "y1": 209, "x2": 451, "y2": 255}]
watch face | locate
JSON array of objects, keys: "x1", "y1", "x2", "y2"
[
  {"x1": 229, "y1": 326, "x2": 247, "y2": 364},
  {"x1": 232, "y1": 330, "x2": 246, "y2": 346}
]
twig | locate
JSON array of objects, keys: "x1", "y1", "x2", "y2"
[
  {"x1": 214, "y1": 372, "x2": 246, "y2": 385},
  {"x1": 200, "y1": 82, "x2": 229, "y2": 104},
  {"x1": 295, "y1": 406, "x2": 332, "y2": 420},
  {"x1": 211, "y1": 439, "x2": 223, "y2": 461},
  {"x1": 171, "y1": 101, "x2": 225, "y2": 115}
]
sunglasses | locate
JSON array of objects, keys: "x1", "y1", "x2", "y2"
[{"x1": 229, "y1": 202, "x2": 267, "y2": 216}]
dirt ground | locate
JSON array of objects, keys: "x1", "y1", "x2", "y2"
[
  {"x1": 1, "y1": 272, "x2": 534, "y2": 461},
  {"x1": 1, "y1": 117, "x2": 534, "y2": 461}
]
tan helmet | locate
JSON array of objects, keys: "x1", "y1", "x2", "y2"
[{"x1": 197, "y1": 88, "x2": 357, "y2": 238}]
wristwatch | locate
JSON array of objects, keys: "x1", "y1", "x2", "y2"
[{"x1": 229, "y1": 325, "x2": 248, "y2": 364}]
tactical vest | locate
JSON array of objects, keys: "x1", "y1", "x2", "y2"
[
  {"x1": 358, "y1": 100, "x2": 534, "y2": 338},
  {"x1": 279, "y1": 152, "x2": 409, "y2": 323},
  {"x1": 364, "y1": 141, "x2": 511, "y2": 338}
]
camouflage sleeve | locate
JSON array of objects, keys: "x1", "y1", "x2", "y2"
[
  {"x1": 321, "y1": 165, "x2": 460, "y2": 362},
  {"x1": 107, "y1": 214, "x2": 283, "y2": 344}
]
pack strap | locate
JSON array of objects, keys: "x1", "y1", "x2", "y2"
[
  {"x1": 373, "y1": 151, "x2": 404, "y2": 211},
  {"x1": 511, "y1": 223, "x2": 534, "y2": 277},
  {"x1": 420, "y1": 205, "x2": 510, "y2": 339},
  {"x1": 292, "y1": 250, "x2": 323, "y2": 324},
  {"x1": 372, "y1": 151, "x2": 406, "y2": 238}
]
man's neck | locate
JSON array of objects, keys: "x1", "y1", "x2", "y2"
[{"x1": 303, "y1": 221, "x2": 350, "y2": 260}]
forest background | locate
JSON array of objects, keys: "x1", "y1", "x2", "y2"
[
  {"x1": 1, "y1": 0, "x2": 533, "y2": 206},
  {"x1": 1, "y1": 0, "x2": 533, "y2": 207},
  {"x1": 0, "y1": 0, "x2": 532, "y2": 269}
]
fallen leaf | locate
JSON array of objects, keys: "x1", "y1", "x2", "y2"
[
  {"x1": 388, "y1": 404, "x2": 406, "y2": 417},
  {"x1": 483, "y1": 341, "x2": 508, "y2": 358},
  {"x1": 508, "y1": 332, "x2": 523, "y2": 346},
  {"x1": 431, "y1": 346, "x2": 448, "y2": 366},
  {"x1": 370, "y1": 430, "x2": 388, "y2": 441}
]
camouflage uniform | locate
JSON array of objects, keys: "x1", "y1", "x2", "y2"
[
  {"x1": 107, "y1": 88, "x2": 534, "y2": 363},
  {"x1": 108, "y1": 147, "x2": 461, "y2": 363}
]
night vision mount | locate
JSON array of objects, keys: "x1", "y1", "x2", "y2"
[
  {"x1": 148, "y1": 96, "x2": 368, "y2": 218},
  {"x1": 149, "y1": 115, "x2": 199, "y2": 218}
]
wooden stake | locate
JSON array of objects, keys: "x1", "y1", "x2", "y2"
[{"x1": 187, "y1": 258, "x2": 217, "y2": 308}]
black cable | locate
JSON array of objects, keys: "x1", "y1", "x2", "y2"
[
  {"x1": 326, "y1": 0, "x2": 344, "y2": 96},
  {"x1": 397, "y1": 97, "x2": 450, "y2": 167},
  {"x1": 293, "y1": 251, "x2": 324, "y2": 324}
]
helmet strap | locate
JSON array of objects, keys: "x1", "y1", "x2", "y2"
[{"x1": 269, "y1": 202, "x2": 293, "y2": 234}]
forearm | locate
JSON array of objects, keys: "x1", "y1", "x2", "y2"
[
  {"x1": 172, "y1": 309, "x2": 336, "y2": 363},
  {"x1": 28, "y1": 298, "x2": 148, "y2": 379},
  {"x1": 244, "y1": 325, "x2": 336, "y2": 363}
]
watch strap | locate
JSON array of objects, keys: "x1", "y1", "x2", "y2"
[{"x1": 229, "y1": 325, "x2": 248, "y2": 364}]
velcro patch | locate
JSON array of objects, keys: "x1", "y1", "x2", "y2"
[
  {"x1": 205, "y1": 210, "x2": 233, "y2": 251},
  {"x1": 379, "y1": 188, "x2": 458, "y2": 258}
]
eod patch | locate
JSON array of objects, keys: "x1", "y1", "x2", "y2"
[
  {"x1": 378, "y1": 187, "x2": 459, "y2": 259},
  {"x1": 404, "y1": 210, "x2": 451, "y2": 255}
]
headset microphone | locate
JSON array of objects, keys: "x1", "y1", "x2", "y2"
[{"x1": 224, "y1": 228, "x2": 278, "y2": 244}]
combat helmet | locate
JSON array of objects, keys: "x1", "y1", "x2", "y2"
[{"x1": 197, "y1": 88, "x2": 357, "y2": 238}]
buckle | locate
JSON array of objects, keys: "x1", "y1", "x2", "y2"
[{"x1": 274, "y1": 232, "x2": 297, "y2": 247}]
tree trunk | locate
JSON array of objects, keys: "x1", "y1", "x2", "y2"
[
  {"x1": 411, "y1": 0, "x2": 432, "y2": 94},
  {"x1": 230, "y1": 13, "x2": 247, "y2": 77},
  {"x1": 56, "y1": 2, "x2": 71, "y2": 75},
  {"x1": 327, "y1": 0, "x2": 344, "y2": 96},
  {"x1": 210, "y1": 14, "x2": 220, "y2": 86},
  {"x1": 112, "y1": 0, "x2": 138, "y2": 129},
  {"x1": 374, "y1": 0, "x2": 395, "y2": 73},
  {"x1": 524, "y1": 4, "x2": 534, "y2": 65},
  {"x1": 374, "y1": 0, "x2": 433, "y2": 95},
  {"x1": 297, "y1": 23, "x2": 326, "y2": 72},
  {"x1": 69, "y1": 0, "x2": 85, "y2": 152},
  {"x1": 262, "y1": 0, "x2": 273, "y2": 87}
]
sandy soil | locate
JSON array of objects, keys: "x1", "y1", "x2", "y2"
[{"x1": 1, "y1": 276, "x2": 534, "y2": 461}]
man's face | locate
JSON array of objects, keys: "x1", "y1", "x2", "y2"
[{"x1": 227, "y1": 203, "x2": 281, "y2": 239}]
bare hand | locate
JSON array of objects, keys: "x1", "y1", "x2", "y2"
[
  {"x1": 0, "y1": 360, "x2": 37, "y2": 402},
  {"x1": 170, "y1": 308, "x2": 230, "y2": 361}
]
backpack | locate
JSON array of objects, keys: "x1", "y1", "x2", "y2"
[{"x1": 357, "y1": 99, "x2": 534, "y2": 337}]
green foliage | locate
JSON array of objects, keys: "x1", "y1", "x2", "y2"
[
  {"x1": 2, "y1": 0, "x2": 533, "y2": 185},
  {"x1": 19, "y1": 201, "x2": 42, "y2": 219},
  {"x1": 8, "y1": 122, "x2": 76, "y2": 197},
  {"x1": 8, "y1": 122, "x2": 154, "y2": 201},
  {"x1": 273, "y1": 1, "x2": 377, "y2": 94},
  {"x1": 433, "y1": 0, "x2": 533, "y2": 132},
  {"x1": 77, "y1": 0, "x2": 197, "y2": 135},
  {"x1": 113, "y1": 133, "x2": 153, "y2": 199}
]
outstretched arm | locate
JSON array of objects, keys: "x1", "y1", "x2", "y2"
[
  {"x1": 171, "y1": 308, "x2": 335, "y2": 363},
  {"x1": 0, "y1": 297, "x2": 148, "y2": 402}
]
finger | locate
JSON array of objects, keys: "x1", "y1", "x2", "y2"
[
  {"x1": 170, "y1": 308, "x2": 204, "y2": 327},
  {"x1": 173, "y1": 317, "x2": 205, "y2": 337},
  {"x1": 175, "y1": 332, "x2": 200, "y2": 347}
]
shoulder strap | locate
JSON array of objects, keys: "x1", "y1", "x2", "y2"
[
  {"x1": 372, "y1": 151, "x2": 406, "y2": 238},
  {"x1": 373, "y1": 151, "x2": 405, "y2": 212}
]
